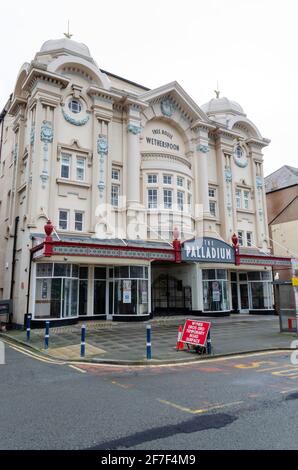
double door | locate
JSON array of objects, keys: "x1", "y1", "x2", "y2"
[{"x1": 231, "y1": 272, "x2": 250, "y2": 314}]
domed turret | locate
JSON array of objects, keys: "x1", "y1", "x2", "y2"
[
  {"x1": 201, "y1": 96, "x2": 245, "y2": 116},
  {"x1": 36, "y1": 37, "x2": 94, "y2": 63},
  {"x1": 39, "y1": 38, "x2": 92, "y2": 61}
]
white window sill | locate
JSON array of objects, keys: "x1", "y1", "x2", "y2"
[{"x1": 56, "y1": 178, "x2": 91, "y2": 188}]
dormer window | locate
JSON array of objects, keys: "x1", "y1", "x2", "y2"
[{"x1": 68, "y1": 99, "x2": 82, "y2": 114}]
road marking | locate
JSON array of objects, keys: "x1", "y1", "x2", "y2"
[
  {"x1": 157, "y1": 399, "x2": 243, "y2": 415},
  {"x1": 2, "y1": 337, "x2": 291, "y2": 371},
  {"x1": 7, "y1": 343, "x2": 65, "y2": 365},
  {"x1": 257, "y1": 365, "x2": 297, "y2": 373},
  {"x1": 68, "y1": 365, "x2": 87, "y2": 373},
  {"x1": 280, "y1": 388, "x2": 298, "y2": 394},
  {"x1": 272, "y1": 369, "x2": 298, "y2": 377},
  {"x1": 234, "y1": 361, "x2": 276, "y2": 370},
  {"x1": 111, "y1": 380, "x2": 133, "y2": 390}
]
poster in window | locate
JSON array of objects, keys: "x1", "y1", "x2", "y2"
[
  {"x1": 123, "y1": 280, "x2": 131, "y2": 304},
  {"x1": 212, "y1": 281, "x2": 221, "y2": 302},
  {"x1": 42, "y1": 280, "x2": 48, "y2": 299},
  {"x1": 140, "y1": 280, "x2": 148, "y2": 304}
]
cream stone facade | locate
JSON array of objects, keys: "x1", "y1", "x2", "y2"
[{"x1": 0, "y1": 37, "x2": 287, "y2": 327}]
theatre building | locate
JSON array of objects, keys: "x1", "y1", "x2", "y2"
[{"x1": 0, "y1": 36, "x2": 291, "y2": 327}]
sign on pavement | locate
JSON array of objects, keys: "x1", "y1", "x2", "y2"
[{"x1": 181, "y1": 319, "x2": 211, "y2": 347}]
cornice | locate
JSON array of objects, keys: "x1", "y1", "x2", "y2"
[
  {"x1": 246, "y1": 137, "x2": 270, "y2": 149},
  {"x1": 8, "y1": 97, "x2": 27, "y2": 116},
  {"x1": 213, "y1": 127, "x2": 242, "y2": 140},
  {"x1": 191, "y1": 120, "x2": 216, "y2": 132},
  {"x1": 87, "y1": 86, "x2": 122, "y2": 102},
  {"x1": 141, "y1": 152, "x2": 191, "y2": 169},
  {"x1": 22, "y1": 68, "x2": 70, "y2": 93},
  {"x1": 125, "y1": 96, "x2": 149, "y2": 111}
]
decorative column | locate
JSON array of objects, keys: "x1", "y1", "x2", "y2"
[
  {"x1": 92, "y1": 116, "x2": 109, "y2": 237},
  {"x1": 196, "y1": 143, "x2": 210, "y2": 217},
  {"x1": 127, "y1": 122, "x2": 141, "y2": 205},
  {"x1": 193, "y1": 125, "x2": 211, "y2": 237},
  {"x1": 250, "y1": 144, "x2": 267, "y2": 249},
  {"x1": 97, "y1": 135, "x2": 108, "y2": 198},
  {"x1": 224, "y1": 152, "x2": 236, "y2": 238},
  {"x1": 215, "y1": 131, "x2": 235, "y2": 241},
  {"x1": 40, "y1": 121, "x2": 53, "y2": 189},
  {"x1": 126, "y1": 120, "x2": 146, "y2": 240},
  {"x1": 255, "y1": 172, "x2": 266, "y2": 247}
]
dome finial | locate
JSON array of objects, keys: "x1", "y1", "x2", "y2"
[
  {"x1": 214, "y1": 80, "x2": 220, "y2": 99},
  {"x1": 64, "y1": 20, "x2": 73, "y2": 39}
]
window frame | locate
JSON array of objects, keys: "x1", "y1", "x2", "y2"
[
  {"x1": 163, "y1": 189, "x2": 173, "y2": 209},
  {"x1": 177, "y1": 176, "x2": 184, "y2": 187},
  {"x1": 76, "y1": 156, "x2": 86, "y2": 182},
  {"x1": 163, "y1": 174, "x2": 172, "y2": 185},
  {"x1": 111, "y1": 184, "x2": 120, "y2": 208},
  {"x1": 61, "y1": 153, "x2": 71, "y2": 180},
  {"x1": 209, "y1": 201, "x2": 216, "y2": 217},
  {"x1": 58, "y1": 210, "x2": 69, "y2": 231},
  {"x1": 148, "y1": 188, "x2": 158, "y2": 209},
  {"x1": 237, "y1": 230, "x2": 244, "y2": 247},
  {"x1": 208, "y1": 187, "x2": 216, "y2": 198},
  {"x1": 147, "y1": 174, "x2": 158, "y2": 184},
  {"x1": 246, "y1": 231, "x2": 253, "y2": 247},
  {"x1": 177, "y1": 190, "x2": 184, "y2": 211},
  {"x1": 112, "y1": 168, "x2": 120, "y2": 181},
  {"x1": 74, "y1": 211, "x2": 84, "y2": 232},
  {"x1": 68, "y1": 99, "x2": 82, "y2": 114}
]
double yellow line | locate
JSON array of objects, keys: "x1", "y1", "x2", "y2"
[{"x1": 2, "y1": 338, "x2": 88, "y2": 374}]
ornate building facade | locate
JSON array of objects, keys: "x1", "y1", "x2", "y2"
[{"x1": 0, "y1": 37, "x2": 290, "y2": 327}]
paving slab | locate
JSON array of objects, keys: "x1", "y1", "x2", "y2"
[{"x1": 1, "y1": 315, "x2": 296, "y2": 364}]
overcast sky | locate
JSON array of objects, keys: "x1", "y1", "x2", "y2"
[{"x1": 1, "y1": 0, "x2": 297, "y2": 176}]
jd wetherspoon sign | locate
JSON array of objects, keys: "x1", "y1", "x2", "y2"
[{"x1": 181, "y1": 237, "x2": 235, "y2": 264}]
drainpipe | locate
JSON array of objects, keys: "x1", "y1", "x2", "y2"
[
  {"x1": 9, "y1": 216, "x2": 19, "y2": 323},
  {"x1": 0, "y1": 112, "x2": 5, "y2": 163},
  {"x1": 26, "y1": 246, "x2": 33, "y2": 321}
]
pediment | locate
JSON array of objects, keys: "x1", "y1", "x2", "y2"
[{"x1": 139, "y1": 81, "x2": 211, "y2": 125}]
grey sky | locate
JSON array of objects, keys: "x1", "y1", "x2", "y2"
[{"x1": 1, "y1": 0, "x2": 297, "y2": 176}]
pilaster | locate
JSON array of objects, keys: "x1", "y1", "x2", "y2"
[{"x1": 215, "y1": 132, "x2": 235, "y2": 242}]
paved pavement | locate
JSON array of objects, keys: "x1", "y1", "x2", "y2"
[
  {"x1": 1, "y1": 346, "x2": 298, "y2": 449},
  {"x1": 1, "y1": 315, "x2": 296, "y2": 364}
]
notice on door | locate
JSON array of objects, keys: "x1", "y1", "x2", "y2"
[
  {"x1": 181, "y1": 319, "x2": 211, "y2": 347},
  {"x1": 123, "y1": 280, "x2": 132, "y2": 304},
  {"x1": 212, "y1": 281, "x2": 220, "y2": 302}
]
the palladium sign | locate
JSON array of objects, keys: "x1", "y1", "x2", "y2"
[{"x1": 182, "y1": 237, "x2": 235, "y2": 264}]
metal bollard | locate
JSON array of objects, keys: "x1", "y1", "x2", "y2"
[
  {"x1": 80, "y1": 325, "x2": 86, "y2": 358},
  {"x1": 26, "y1": 314, "x2": 32, "y2": 342},
  {"x1": 207, "y1": 329, "x2": 212, "y2": 355},
  {"x1": 44, "y1": 321, "x2": 50, "y2": 350},
  {"x1": 146, "y1": 325, "x2": 152, "y2": 360}
]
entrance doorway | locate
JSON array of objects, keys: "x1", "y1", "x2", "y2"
[
  {"x1": 239, "y1": 283, "x2": 249, "y2": 313},
  {"x1": 238, "y1": 273, "x2": 249, "y2": 313},
  {"x1": 231, "y1": 272, "x2": 249, "y2": 314},
  {"x1": 152, "y1": 274, "x2": 192, "y2": 315}
]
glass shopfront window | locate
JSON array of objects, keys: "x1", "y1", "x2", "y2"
[
  {"x1": 79, "y1": 267, "x2": 88, "y2": 316},
  {"x1": 35, "y1": 263, "x2": 79, "y2": 319},
  {"x1": 35, "y1": 263, "x2": 150, "y2": 320},
  {"x1": 202, "y1": 269, "x2": 229, "y2": 312},
  {"x1": 94, "y1": 267, "x2": 106, "y2": 316},
  {"x1": 248, "y1": 271, "x2": 273, "y2": 310},
  {"x1": 110, "y1": 266, "x2": 149, "y2": 316}
]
